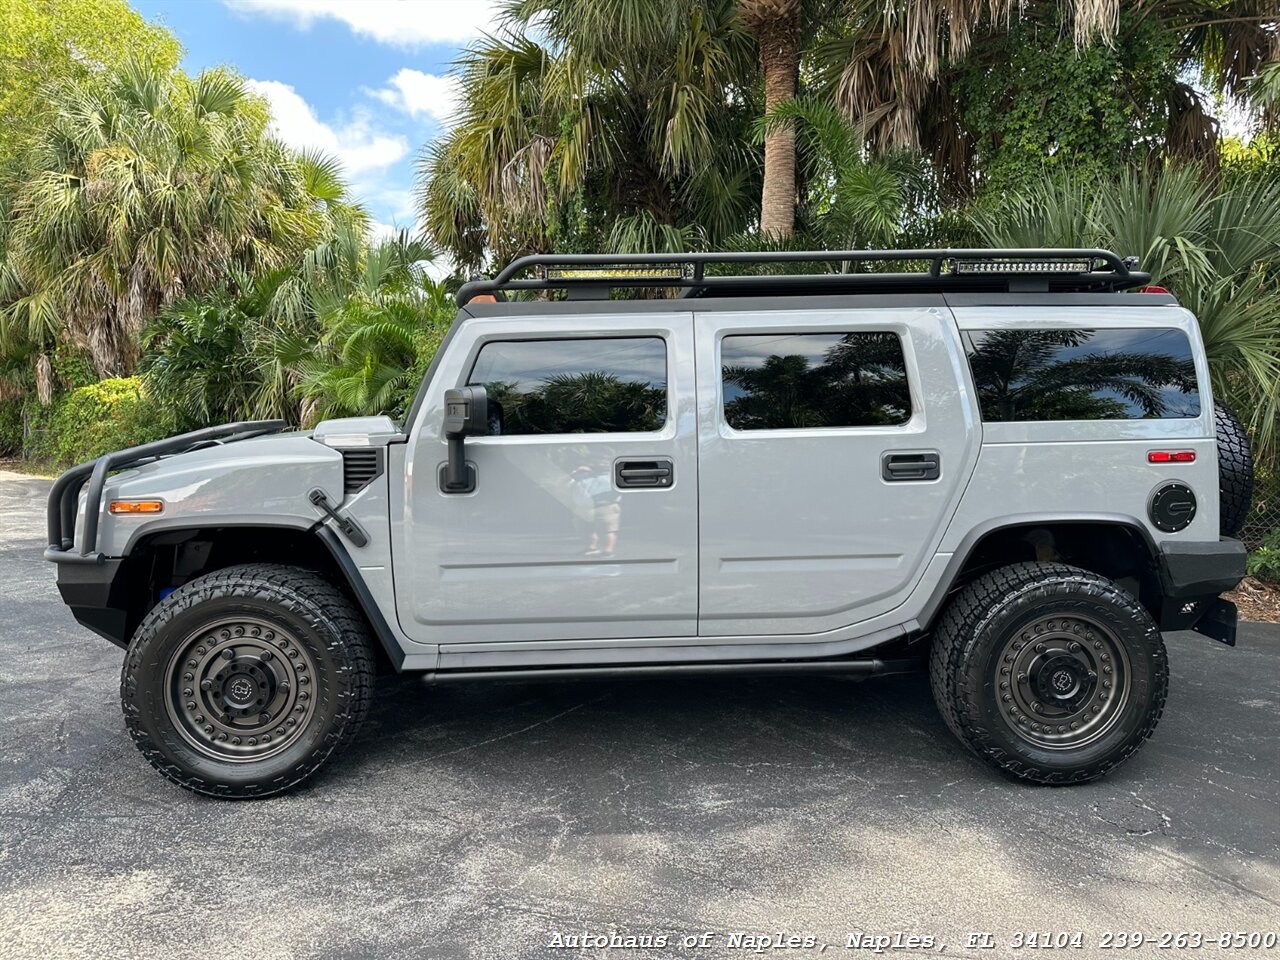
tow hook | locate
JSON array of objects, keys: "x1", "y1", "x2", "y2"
[{"x1": 307, "y1": 489, "x2": 369, "y2": 547}]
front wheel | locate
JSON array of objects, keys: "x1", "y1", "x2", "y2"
[
  {"x1": 930, "y1": 562, "x2": 1168, "y2": 784},
  {"x1": 121, "y1": 564, "x2": 375, "y2": 798}
]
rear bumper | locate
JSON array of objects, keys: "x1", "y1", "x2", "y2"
[{"x1": 1157, "y1": 538, "x2": 1246, "y2": 645}]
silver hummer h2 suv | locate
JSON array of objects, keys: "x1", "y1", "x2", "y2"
[{"x1": 45, "y1": 249, "x2": 1252, "y2": 798}]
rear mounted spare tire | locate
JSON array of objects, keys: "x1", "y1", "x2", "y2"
[{"x1": 1215, "y1": 399, "x2": 1254, "y2": 538}]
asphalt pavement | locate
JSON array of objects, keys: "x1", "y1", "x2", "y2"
[{"x1": 1, "y1": 468, "x2": 1277, "y2": 960}]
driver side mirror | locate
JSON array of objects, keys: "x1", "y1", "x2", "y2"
[
  {"x1": 441, "y1": 386, "x2": 488, "y2": 493},
  {"x1": 444, "y1": 386, "x2": 489, "y2": 439}
]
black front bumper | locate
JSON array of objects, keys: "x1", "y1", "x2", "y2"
[
  {"x1": 1157, "y1": 538, "x2": 1247, "y2": 645},
  {"x1": 55, "y1": 557, "x2": 130, "y2": 647}
]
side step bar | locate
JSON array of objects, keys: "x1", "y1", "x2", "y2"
[{"x1": 421, "y1": 657, "x2": 919, "y2": 684}]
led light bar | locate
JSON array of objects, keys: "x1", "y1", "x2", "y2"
[
  {"x1": 535, "y1": 264, "x2": 695, "y2": 282},
  {"x1": 952, "y1": 259, "x2": 1094, "y2": 274}
]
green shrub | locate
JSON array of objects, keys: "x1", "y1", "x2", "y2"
[
  {"x1": 1247, "y1": 529, "x2": 1280, "y2": 584},
  {"x1": 0, "y1": 399, "x2": 23, "y2": 457},
  {"x1": 29, "y1": 377, "x2": 171, "y2": 468}
]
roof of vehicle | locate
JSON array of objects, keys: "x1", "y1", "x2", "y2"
[{"x1": 454, "y1": 248, "x2": 1155, "y2": 307}]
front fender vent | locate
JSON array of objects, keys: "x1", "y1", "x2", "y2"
[{"x1": 342, "y1": 449, "x2": 382, "y2": 494}]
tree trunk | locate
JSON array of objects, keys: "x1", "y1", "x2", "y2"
[{"x1": 755, "y1": 7, "x2": 801, "y2": 239}]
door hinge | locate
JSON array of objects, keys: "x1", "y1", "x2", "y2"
[{"x1": 308, "y1": 488, "x2": 369, "y2": 547}]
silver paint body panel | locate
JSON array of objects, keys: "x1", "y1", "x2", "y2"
[{"x1": 86, "y1": 295, "x2": 1221, "y2": 671}]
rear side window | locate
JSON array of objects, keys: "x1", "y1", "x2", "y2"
[
  {"x1": 962, "y1": 328, "x2": 1200, "y2": 422},
  {"x1": 467, "y1": 337, "x2": 667, "y2": 434},
  {"x1": 721, "y1": 332, "x2": 912, "y2": 430}
]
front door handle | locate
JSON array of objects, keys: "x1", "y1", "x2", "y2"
[
  {"x1": 882, "y1": 452, "x2": 940, "y2": 482},
  {"x1": 615, "y1": 458, "x2": 674, "y2": 489}
]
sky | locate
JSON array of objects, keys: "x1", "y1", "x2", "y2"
[{"x1": 130, "y1": 0, "x2": 504, "y2": 242}]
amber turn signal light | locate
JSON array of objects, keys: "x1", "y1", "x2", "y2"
[{"x1": 108, "y1": 499, "x2": 164, "y2": 515}]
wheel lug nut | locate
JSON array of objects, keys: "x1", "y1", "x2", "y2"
[
  {"x1": 260, "y1": 650, "x2": 273, "y2": 662},
  {"x1": 195, "y1": 646, "x2": 206, "y2": 655},
  {"x1": 186, "y1": 701, "x2": 196, "y2": 711},
  {"x1": 260, "y1": 712, "x2": 271, "y2": 723},
  {"x1": 247, "y1": 737, "x2": 256, "y2": 745},
  {"x1": 1002, "y1": 694, "x2": 1012, "y2": 702},
  {"x1": 203, "y1": 725, "x2": 213, "y2": 734},
  {"x1": 1017, "y1": 674, "x2": 1027, "y2": 684},
  {"x1": 1103, "y1": 680, "x2": 1112, "y2": 688},
  {"x1": 299, "y1": 676, "x2": 309, "y2": 685},
  {"x1": 1093, "y1": 641, "x2": 1103, "y2": 650},
  {"x1": 194, "y1": 714, "x2": 204, "y2": 723},
  {"x1": 300, "y1": 692, "x2": 309, "y2": 700},
  {"x1": 222, "y1": 649, "x2": 234, "y2": 660},
  {"x1": 1069, "y1": 642, "x2": 1080, "y2": 652},
  {"x1": 1103, "y1": 666, "x2": 1112, "y2": 675},
  {"x1": 1000, "y1": 681, "x2": 1009, "y2": 690},
  {"x1": 1070, "y1": 721, "x2": 1080, "y2": 729},
  {"x1": 261, "y1": 735, "x2": 271, "y2": 743},
  {"x1": 232, "y1": 737, "x2": 242, "y2": 745},
  {"x1": 183, "y1": 673, "x2": 193, "y2": 682},
  {"x1": 1035, "y1": 643, "x2": 1046, "y2": 653},
  {"x1": 1087, "y1": 671, "x2": 1097, "y2": 680},
  {"x1": 1031, "y1": 702, "x2": 1042, "y2": 713},
  {"x1": 200, "y1": 679, "x2": 213, "y2": 691}
]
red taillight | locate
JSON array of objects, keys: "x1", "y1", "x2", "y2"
[
  {"x1": 1148, "y1": 450, "x2": 1196, "y2": 463},
  {"x1": 1139, "y1": 285, "x2": 1171, "y2": 294}
]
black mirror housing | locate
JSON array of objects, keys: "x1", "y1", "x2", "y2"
[
  {"x1": 443, "y1": 386, "x2": 489, "y2": 438},
  {"x1": 441, "y1": 386, "x2": 488, "y2": 494}
]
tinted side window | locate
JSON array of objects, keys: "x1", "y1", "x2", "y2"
[
  {"x1": 467, "y1": 338, "x2": 667, "y2": 435},
  {"x1": 721, "y1": 332, "x2": 912, "y2": 430},
  {"x1": 963, "y1": 328, "x2": 1200, "y2": 422}
]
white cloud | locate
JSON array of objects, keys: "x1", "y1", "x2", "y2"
[
  {"x1": 225, "y1": 0, "x2": 500, "y2": 48},
  {"x1": 367, "y1": 220, "x2": 404, "y2": 244},
  {"x1": 370, "y1": 69, "x2": 459, "y2": 124},
  {"x1": 245, "y1": 79, "x2": 408, "y2": 176}
]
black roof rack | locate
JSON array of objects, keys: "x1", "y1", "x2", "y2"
[{"x1": 455, "y1": 248, "x2": 1150, "y2": 306}]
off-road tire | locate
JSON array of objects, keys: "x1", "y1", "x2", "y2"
[
  {"x1": 1215, "y1": 399, "x2": 1254, "y2": 538},
  {"x1": 930, "y1": 562, "x2": 1167, "y2": 785},
  {"x1": 121, "y1": 564, "x2": 374, "y2": 798}
]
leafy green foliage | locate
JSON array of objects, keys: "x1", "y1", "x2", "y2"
[
  {"x1": 1, "y1": 57, "x2": 363, "y2": 378},
  {"x1": 0, "y1": 0, "x2": 180, "y2": 176},
  {"x1": 955, "y1": 12, "x2": 1178, "y2": 196},
  {"x1": 1247, "y1": 528, "x2": 1280, "y2": 583},
  {"x1": 28, "y1": 377, "x2": 169, "y2": 467},
  {"x1": 419, "y1": 0, "x2": 760, "y2": 270},
  {"x1": 0, "y1": 399, "x2": 22, "y2": 456}
]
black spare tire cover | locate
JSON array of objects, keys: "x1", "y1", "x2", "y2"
[{"x1": 1215, "y1": 399, "x2": 1254, "y2": 537}]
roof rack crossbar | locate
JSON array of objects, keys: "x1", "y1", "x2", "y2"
[{"x1": 455, "y1": 248, "x2": 1147, "y2": 305}]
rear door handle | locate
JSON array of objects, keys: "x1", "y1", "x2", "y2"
[
  {"x1": 882, "y1": 452, "x2": 940, "y2": 482},
  {"x1": 615, "y1": 458, "x2": 674, "y2": 489}
]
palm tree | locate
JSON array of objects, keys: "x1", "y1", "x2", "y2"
[
  {"x1": 418, "y1": 0, "x2": 762, "y2": 271},
  {"x1": 294, "y1": 231, "x2": 453, "y2": 422},
  {"x1": 739, "y1": 0, "x2": 802, "y2": 238},
  {"x1": 1, "y1": 58, "x2": 359, "y2": 378}
]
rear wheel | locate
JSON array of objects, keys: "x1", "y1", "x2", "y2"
[
  {"x1": 930, "y1": 562, "x2": 1167, "y2": 784},
  {"x1": 121, "y1": 564, "x2": 374, "y2": 798}
]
